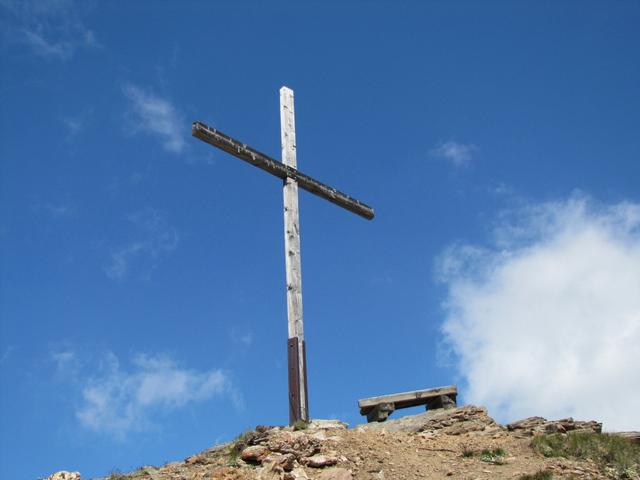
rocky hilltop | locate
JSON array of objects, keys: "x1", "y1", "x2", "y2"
[{"x1": 48, "y1": 406, "x2": 639, "y2": 480}]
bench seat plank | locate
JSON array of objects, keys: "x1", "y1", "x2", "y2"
[{"x1": 358, "y1": 385, "x2": 457, "y2": 414}]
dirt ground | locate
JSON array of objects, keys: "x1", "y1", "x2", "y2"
[{"x1": 89, "y1": 406, "x2": 631, "y2": 480}]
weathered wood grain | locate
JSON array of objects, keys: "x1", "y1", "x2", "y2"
[
  {"x1": 192, "y1": 121, "x2": 374, "y2": 220},
  {"x1": 281, "y1": 86, "x2": 308, "y2": 422},
  {"x1": 358, "y1": 385, "x2": 458, "y2": 412}
]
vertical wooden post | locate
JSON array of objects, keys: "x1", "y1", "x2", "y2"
[{"x1": 280, "y1": 86, "x2": 309, "y2": 424}]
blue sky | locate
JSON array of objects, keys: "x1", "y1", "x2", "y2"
[{"x1": 1, "y1": 1, "x2": 639, "y2": 478}]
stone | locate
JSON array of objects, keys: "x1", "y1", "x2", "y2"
[
  {"x1": 256, "y1": 425, "x2": 277, "y2": 433},
  {"x1": 363, "y1": 405, "x2": 502, "y2": 436},
  {"x1": 307, "y1": 420, "x2": 348, "y2": 431},
  {"x1": 316, "y1": 467, "x2": 353, "y2": 480},
  {"x1": 257, "y1": 461, "x2": 284, "y2": 480},
  {"x1": 507, "y1": 416, "x2": 602, "y2": 436},
  {"x1": 310, "y1": 430, "x2": 328, "y2": 441},
  {"x1": 210, "y1": 466, "x2": 251, "y2": 479},
  {"x1": 263, "y1": 453, "x2": 296, "y2": 471},
  {"x1": 304, "y1": 454, "x2": 339, "y2": 468},
  {"x1": 425, "y1": 394, "x2": 457, "y2": 410},
  {"x1": 241, "y1": 445, "x2": 269, "y2": 463},
  {"x1": 47, "y1": 472, "x2": 81, "y2": 480},
  {"x1": 266, "y1": 431, "x2": 320, "y2": 459},
  {"x1": 284, "y1": 467, "x2": 309, "y2": 480}
]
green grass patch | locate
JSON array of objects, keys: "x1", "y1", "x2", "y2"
[
  {"x1": 479, "y1": 447, "x2": 507, "y2": 465},
  {"x1": 531, "y1": 432, "x2": 640, "y2": 478},
  {"x1": 518, "y1": 470, "x2": 553, "y2": 480},
  {"x1": 292, "y1": 419, "x2": 309, "y2": 431},
  {"x1": 227, "y1": 429, "x2": 259, "y2": 466},
  {"x1": 462, "y1": 447, "x2": 474, "y2": 458}
]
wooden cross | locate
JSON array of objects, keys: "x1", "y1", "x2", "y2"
[{"x1": 192, "y1": 87, "x2": 374, "y2": 424}]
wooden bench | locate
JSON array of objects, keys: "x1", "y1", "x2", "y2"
[{"x1": 358, "y1": 385, "x2": 458, "y2": 422}]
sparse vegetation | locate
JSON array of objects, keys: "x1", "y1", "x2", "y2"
[
  {"x1": 531, "y1": 432, "x2": 640, "y2": 478},
  {"x1": 227, "y1": 429, "x2": 259, "y2": 466},
  {"x1": 460, "y1": 447, "x2": 507, "y2": 464},
  {"x1": 479, "y1": 447, "x2": 507, "y2": 464},
  {"x1": 518, "y1": 470, "x2": 553, "y2": 480},
  {"x1": 293, "y1": 419, "x2": 309, "y2": 431},
  {"x1": 106, "y1": 471, "x2": 129, "y2": 480}
]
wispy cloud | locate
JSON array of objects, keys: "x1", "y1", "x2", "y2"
[
  {"x1": 122, "y1": 83, "x2": 186, "y2": 154},
  {"x1": 32, "y1": 200, "x2": 76, "y2": 219},
  {"x1": 62, "y1": 108, "x2": 92, "y2": 138},
  {"x1": 431, "y1": 140, "x2": 477, "y2": 167},
  {"x1": 0, "y1": 346, "x2": 16, "y2": 365},
  {"x1": 61, "y1": 351, "x2": 233, "y2": 438},
  {"x1": 230, "y1": 328, "x2": 254, "y2": 348},
  {"x1": 51, "y1": 348, "x2": 81, "y2": 380},
  {"x1": 437, "y1": 194, "x2": 640, "y2": 430},
  {"x1": 105, "y1": 208, "x2": 179, "y2": 280},
  {"x1": 1, "y1": 0, "x2": 99, "y2": 60}
]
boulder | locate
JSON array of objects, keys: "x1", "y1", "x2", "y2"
[
  {"x1": 266, "y1": 431, "x2": 320, "y2": 459},
  {"x1": 263, "y1": 452, "x2": 296, "y2": 471},
  {"x1": 507, "y1": 417, "x2": 602, "y2": 436},
  {"x1": 240, "y1": 445, "x2": 270, "y2": 463},
  {"x1": 303, "y1": 454, "x2": 338, "y2": 468},
  {"x1": 363, "y1": 405, "x2": 502, "y2": 436}
]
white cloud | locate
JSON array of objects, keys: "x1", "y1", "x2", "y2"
[
  {"x1": 76, "y1": 353, "x2": 231, "y2": 438},
  {"x1": 31, "y1": 200, "x2": 76, "y2": 219},
  {"x1": 105, "y1": 208, "x2": 179, "y2": 280},
  {"x1": 431, "y1": 141, "x2": 476, "y2": 167},
  {"x1": 51, "y1": 348, "x2": 80, "y2": 380},
  {"x1": 122, "y1": 84, "x2": 186, "y2": 154},
  {"x1": 62, "y1": 109, "x2": 92, "y2": 138},
  {"x1": 437, "y1": 195, "x2": 640, "y2": 431},
  {"x1": 0, "y1": 345, "x2": 16, "y2": 365},
  {"x1": 1, "y1": 0, "x2": 98, "y2": 60},
  {"x1": 51, "y1": 350, "x2": 77, "y2": 370},
  {"x1": 230, "y1": 328, "x2": 254, "y2": 348}
]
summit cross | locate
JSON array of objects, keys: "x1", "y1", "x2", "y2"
[{"x1": 192, "y1": 86, "x2": 374, "y2": 424}]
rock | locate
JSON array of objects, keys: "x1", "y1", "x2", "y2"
[
  {"x1": 257, "y1": 461, "x2": 284, "y2": 480},
  {"x1": 310, "y1": 430, "x2": 328, "y2": 441},
  {"x1": 47, "y1": 473, "x2": 81, "y2": 480},
  {"x1": 507, "y1": 416, "x2": 602, "y2": 436},
  {"x1": 210, "y1": 466, "x2": 251, "y2": 479},
  {"x1": 284, "y1": 467, "x2": 309, "y2": 480},
  {"x1": 363, "y1": 405, "x2": 502, "y2": 436},
  {"x1": 316, "y1": 467, "x2": 353, "y2": 480},
  {"x1": 266, "y1": 431, "x2": 320, "y2": 459},
  {"x1": 241, "y1": 445, "x2": 270, "y2": 463},
  {"x1": 308, "y1": 420, "x2": 348, "y2": 431},
  {"x1": 263, "y1": 452, "x2": 296, "y2": 471},
  {"x1": 304, "y1": 454, "x2": 339, "y2": 468},
  {"x1": 256, "y1": 425, "x2": 277, "y2": 433}
]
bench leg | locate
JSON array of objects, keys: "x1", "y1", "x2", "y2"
[
  {"x1": 366, "y1": 402, "x2": 395, "y2": 422},
  {"x1": 425, "y1": 394, "x2": 457, "y2": 411}
]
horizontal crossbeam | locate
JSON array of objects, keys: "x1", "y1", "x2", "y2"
[{"x1": 192, "y1": 121, "x2": 374, "y2": 220}]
